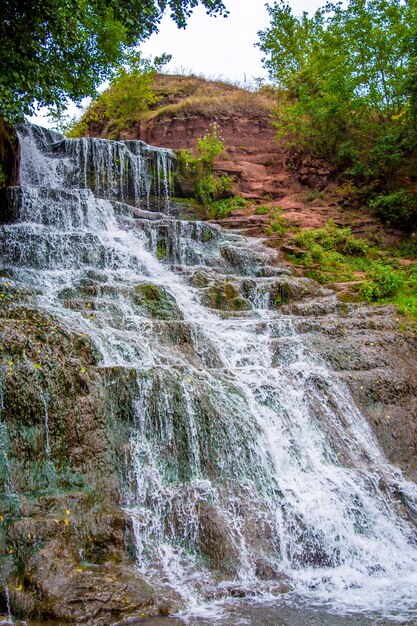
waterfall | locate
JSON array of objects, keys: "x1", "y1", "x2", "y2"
[
  {"x1": 1, "y1": 123, "x2": 417, "y2": 623},
  {"x1": 16, "y1": 123, "x2": 174, "y2": 210}
]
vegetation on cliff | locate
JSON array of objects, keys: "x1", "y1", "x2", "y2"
[
  {"x1": 279, "y1": 220, "x2": 417, "y2": 325},
  {"x1": 258, "y1": 0, "x2": 417, "y2": 228},
  {"x1": 176, "y1": 123, "x2": 234, "y2": 210},
  {"x1": 67, "y1": 53, "x2": 172, "y2": 137}
]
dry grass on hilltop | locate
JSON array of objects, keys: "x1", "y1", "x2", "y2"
[
  {"x1": 145, "y1": 74, "x2": 276, "y2": 120},
  {"x1": 71, "y1": 74, "x2": 278, "y2": 138}
]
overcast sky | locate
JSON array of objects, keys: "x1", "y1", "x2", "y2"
[
  {"x1": 140, "y1": 0, "x2": 324, "y2": 86},
  {"x1": 29, "y1": 0, "x2": 324, "y2": 127}
]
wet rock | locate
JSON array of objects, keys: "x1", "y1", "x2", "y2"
[
  {"x1": 12, "y1": 537, "x2": 182, "y2": 623},
  {"x1": 280, "y1": 244, "x2": 305, "y2": 258},
  {"x1": 270, "y1": 276, "x2": 327, "y2": 307},
  {"x1": 295, "y1": 304, "x2": 417, "y2": 480},
  {"x1": 133, "y1": 283, "x2": 183, "y2": 320},
  {"x1": 189, "y1": 269, "x2": 211, "y2": 287},
  {"x1": 254, "y1": 558, "x2": 286, "y2": 582},
  {"x1": 197, "y1": 502, "x2": 241, "y2": 576},
  {"x1": 202, "y1": 280, "x2": 250, "y2": 311},
  {"x1": 0, "y1": 299, "x2": 115, "y2": 495}
]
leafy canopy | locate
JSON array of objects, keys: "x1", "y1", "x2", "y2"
[{"x1": 0, "y1": 0, "x2": 227, "y2": 121}]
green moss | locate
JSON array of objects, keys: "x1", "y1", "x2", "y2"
[
  {"x1": 204, "y1": 281, "x2": 249, "y2": 311},
  {"x1": 156, "y1": 243, "x2": 167, "y2": 260},
  {"x1": 133, "y1": 283, "x2": 182, "y2": 320}
]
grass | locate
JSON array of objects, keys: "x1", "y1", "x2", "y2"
[
  {"x1": 283, "y1": 220, "x2": 417, "y2": 325},
  {"x1": 145, "y1": 91, "x2": 275, "y2": 121},
  {"x1": 143, "y1": 74, "x2": 276, "y2": 121},
  {"x1": 264, "y1": 206, "x2": 288, "y2": 237},
  {"x1": 254, "y1": 205, "x2": 270, "y2": 215},
  {"x1": 305, "y1": 189, "x2": 326, "y2": 204},
  {"x1": 172, "y1": 195, "x2": 248, "y2": 220},
  {"x1": 206, "y1": 196, "x2": 248, "y2": 219}
]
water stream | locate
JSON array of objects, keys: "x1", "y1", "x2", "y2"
[{"x1": 1, "y1": 124, "x2": 417, "y2": 624}]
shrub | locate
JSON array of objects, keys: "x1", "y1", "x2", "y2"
[
  {"x1": 310, "y1": 243, "x2": 324, "y2": 262},
  {"x1": 293, "y1": 220, "x2": 367, "y2": 256},
  {"x1": 336, "y1": 179, "x2": 379, "y2": 210},
  {"x1": 370, "y1": 190, "x2": 416, "y2": 227},
  {"x1": 206, "y1": 196, "x2": 248, "y2": 219},
  {"x1": 265, "y1": 221, "x2": 287, "y2": 236},
  {"x1": 361, "y1": 264, "x2": 405, "y2": 301},
  {"x1": 68, "y1": 53, "x2": 171, "y2": 137},
  {"x1": 394, "y1": 237, "x2": 417, "y2": 259},
  {"x1": 305, "y1": 190, "x2": 325, "y2": 204},
  {"x1": 176, "y1": 123, "x2": 233, "y2": 208},
  {"x1": 197, "y1": 123, "x2": 225, "y2": 165},
  {"x1": 255, "y1": 205, "x2": 270, "y2": 215}
]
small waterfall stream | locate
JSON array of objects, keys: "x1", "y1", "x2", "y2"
[{"x1": 1, "y1": 123, "x2": 417, "y2": 623}]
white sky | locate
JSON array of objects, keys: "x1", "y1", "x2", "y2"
[
  {"x1": 140, "y1": 0, "x2": 324, "y2": 86},
  {"x1": 29, "y1": 0, "x2": 324, "y2": 127}
]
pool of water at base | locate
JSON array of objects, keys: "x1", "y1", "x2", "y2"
[{"x1": 6, "y1": 599, "x2": 417, "y2": 626}]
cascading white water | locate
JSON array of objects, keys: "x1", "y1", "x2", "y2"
[
  {"x1": 17, "y1": 123, "x2": 174, "y2": 210},
  {"x1": 1, "y1": 123, "x2": 417, "y2": 623}
]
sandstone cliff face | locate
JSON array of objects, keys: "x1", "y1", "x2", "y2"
[
  {"x1": 132, "y1": 114, "x2": 338, "y2": 199},
  {"x1": 138, "y1": 114, "x2": 291, "y2": 199}
]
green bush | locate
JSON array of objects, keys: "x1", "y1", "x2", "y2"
[
  {"x1": 310, "y1": 243, "x2": 324, "y2": 262},
  {"x1": 265, "y1": 220, "x2": 287, "y2": 236},
  {"x1": 370, "y1": 190, "x2": 415, "y2": 227},
  {"x1": 361, "y1": 265, "x2": 405, "y2": 301},
  {"x1": 254, "y1": 205, "x2": 270, "y2": 215},
  {"x1": 258, "y1": 0, "x2": 417, "y2": 229},
  {"x1": 293, "y1": 220, "x2": 367, "y2": 256},
  {"x1": 206, "y1": 196, "x2": 248, "y2": 219},
  {"x1": 394, "y1": 237, "x2": 417, "y2": 259},
  {"x1": 68, "y1": 53, "x2": 171, "y2": 137},
  {"x1": 197, "y1": 123, "x2": 225, "y2": 165},
  {"x1": 305, "y1": 190, "x2": 325, "y2": 204},
  {"x1": 177, "y1": 124, "x2": 233, "y2": 208}
]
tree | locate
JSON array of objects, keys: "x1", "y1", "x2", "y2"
[
  {"x1": 257, "y1": 0, "x2": 417, "y2": 226},
  {"x1": 67, "y1": 52, "x2": 172, "y2": 137},
  {"x1": 0, "y1": 0, "x2": 227, "y2": 121}
]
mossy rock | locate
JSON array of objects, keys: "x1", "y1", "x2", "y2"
[
  {"x1": 197, "y1": 501, "x2": 240, "y2": 576},
  {"x1": 270, "y1": 277, "x2": 322, "y2": 308},
  {"x1": 0, "y1": 291, "x2": 115, "y2": 497},
  {"x1": 190, "y1": 269, "x2": 211, "y2": 288},
  {"x1": 203, "y1": 280, "x2": 250, "y2": 311},
  {"x1": 133, "y1": 283, "x2": 183, "y2": 320}
]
